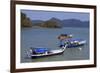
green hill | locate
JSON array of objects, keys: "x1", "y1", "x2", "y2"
[
  {"x1": 38, "y1": 20, "x2": 61, "y2": 28},
  {"x1": 21, "y1": 12, "x2": 32, "y2": 27}
]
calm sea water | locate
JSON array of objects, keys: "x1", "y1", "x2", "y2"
[{"x1": 21, "y1": 27, "x2": 89, "y2": 63}]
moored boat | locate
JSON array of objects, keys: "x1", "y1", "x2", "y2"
[
  {"x1": 65, "y1": 39, "x2": 86, "y2": 48},
  {"x1": 27, "y1": 45, "x2": 67, "y2": 58}
]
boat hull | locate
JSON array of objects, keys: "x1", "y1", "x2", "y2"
[
  {"x1": 67, "y1": 44, "x2": 85, "y2": 48},
  {"x1": 31, "y1": 51, "x2": 64, "y2": 58},
  {"x1": 30, "y1": 48, "x2": 66, "y2": 58}
]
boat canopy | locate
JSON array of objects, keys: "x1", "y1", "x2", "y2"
[
  {"x1": 34, "y1": 48, "x2": 48, "y2": 53},
  {"x1": 68, "y1": 38, "x2": 84, "y2": 42}
]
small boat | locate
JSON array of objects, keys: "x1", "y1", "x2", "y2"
[
  {"x1": 66, "y1": 39, "x2": 86, "y2": 48},
  {"x1": 27, "y1": 45, "x2": 67, "y2": 58}
]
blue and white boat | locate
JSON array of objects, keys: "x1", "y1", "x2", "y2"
[
  {"x1": 27, "y1": 45, "x2": 67, "y2": 58},
  {"x1": 65, "y1": 39, "x2": 86, "y2": 48}
]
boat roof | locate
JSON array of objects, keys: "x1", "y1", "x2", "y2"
[{"x1": 34, "y1": 48, "x2": 48, "y2": 53}]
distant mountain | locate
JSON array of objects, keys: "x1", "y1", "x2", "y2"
[
  {"x1": 40, "y1": 20, "x2": 61, "y2": 28},
  {"x1": 32, "y1": 18, "x2": 62, "y2": 28},
  {"x1": 49, "y1": 17, "x2": 61, "y2": 22},
  {"x1": 21, "y1": 12, "x2": 89, "y2": 28},
  {"x1": 32, "y1": 18, "x2": 89, "y2": 28},
  {"x1": 49, "y1": 18, "x2": 62, "y2": 27},
  {"x1": 62, "y1": 19, "x2": 89, "y2": 28}
]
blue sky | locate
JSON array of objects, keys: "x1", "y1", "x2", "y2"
[{"x1": 21, "y1": 10, "x2": 89, "y2": 21}]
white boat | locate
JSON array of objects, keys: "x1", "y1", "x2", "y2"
[{"x1": 27, "y1": 45, "x2": 67, "y2": 58}]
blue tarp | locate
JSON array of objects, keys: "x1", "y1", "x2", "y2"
[{"x1": 34, "y1": 48, "x2": 48, "y2": 53}]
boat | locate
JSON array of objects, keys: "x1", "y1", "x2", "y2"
[
  {"x1": 65, "y1": 39, "x2": 86, "y2": 48},
  {"x1": 27, "y1": 45, "x2": 67, "y2": 58}
]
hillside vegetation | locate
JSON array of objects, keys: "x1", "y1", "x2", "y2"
[{"x1": 21, "y1": 12, "x2": 32, "y2": 27}]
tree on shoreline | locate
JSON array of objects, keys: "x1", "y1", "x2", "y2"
[{"x1": 21, "y1": 12, "x2": 32, "y2": 27}]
